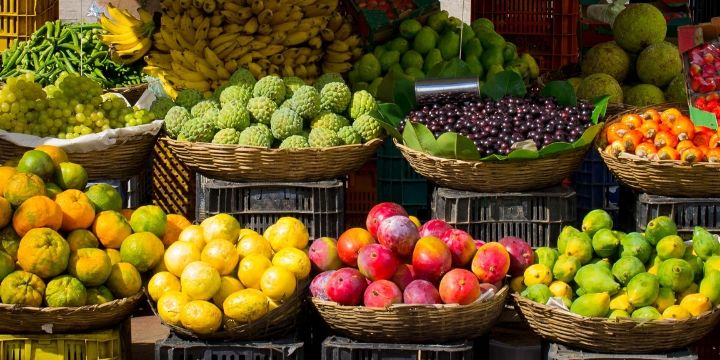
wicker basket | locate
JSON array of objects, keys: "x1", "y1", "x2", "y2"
[
  {"x1": 596, "y1": 103, "x2": 720, "y2": 197},
  {"x1": 107, "y1": 83, "x2": 148, "y2": 106},
  {"x1": 311, "y1": 285, "x2": 509, "y2": 343},
  {"x1": 163, "y1": 137, "x2": 383, "y2": 182},
  {"x1": 149, "y1": 280, "x2": 308, "y2": 340},
  {"x1": 394, "y1": 139, "x2": 591, "y2": 192},
  {"x1": 0, "y1": 292, "x2": 143, "y2": 334},
  {"x1": 513, "y1": 293, "x2": 720, "y2": 353}
]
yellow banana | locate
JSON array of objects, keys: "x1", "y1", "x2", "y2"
[
  {"x1": 99, "y1": 15, "x2": 131, "y2": 35},
  {"x1": 223, "y1": 23, "x2": 244, "y2": 34},
  {"x1": 352, "y1": 47, "x2": 363, "y2": 58},
  {"x1": 295, "y1": 65, "x2": 307, "y2": 77},
  {"x1": 324, "y1": 50, "x2": 351, "y2": 63},
  {"x1": 166, "y1": 75, "x2": 211, "y2": 91},
  {"x1": 110, "y1": 43, "x2": 148, "y2": 65},
  {"x1": 322, "y1": 61, "x2": 352, "y2": 73},
  {"x1": 175, "y1": 31, "x2": 196, "y2": 50},
  {"x1": 247, "y1": 62, "x2": 263, "y2": 78},
  {"x1": 284, "y1": 48, "x2": 299, "y2": 59},
  {"x1": 145, "y1": 52, "x2": 173, "y2": 67},
  {"x1": 286, "y1": 8, "x2": 304, "y2": 22},
  {"x1": 296, "y1": 54, "x2": 308, "y2": 64},
  {"x1": 259, "y1": 45, "x2": 284, "y2": 57},
  {"x1": 270, "y1": 32, "x2": 287, "y2": 44},
  {"x1": 192, "y1": 39, "x2": 209, "y2": 53},
  {"x1": 192, "y1": 0, "x2": 203, "y2": 9},
  {"x1": 196, "y1": 62, "x2": 220, "y2": 81},
  {"x1": 208, "y1": 27, "x2": 223, "y2": 38},
  {"x1": 227, "y1": 46, "x2": 250, "y2": 60},
  {"x1": 138, "y1": 9, "x2": 154, "y2": 24},
  {"x1": 309, "y1": 36, "x2": 322, "y2": 49},
  {"x1": 216, "y1": 66, "x2": 231, "y2": 80},
  {"x1": 212, "y1": 39, "x2": 236, "y2": 57},
  {"x1": 327, "y1": 12, "x2": 343, "y2": 31},
  {"x1": 142, "y1": 65, "x2": 162, "y2": 76},
  {"x1": 101, "y1": 32, "x2": 142, "y2": 46},
  {"x1": 237, "y1": 53, "x2": 254, "y2": 65},
  {"x1": 243, "y1": 17, "x2": 258, "y2": 34},
  {"x1": 258, "y1": 24, "x2": 273, "y2": 35},
  {"x1": 204, "y1": 48, "x2": 224, "y2": 69},
  {"x1": 154, "y1": 38, "x2": 170, "y2": 52},
  {"x1": 270, "y1": 8, "x2": 289, "y2": 24},
  {"x1": 303, "y1": 4, "x2": 333, "y2": 17},
  {"x1": 298, "y1": 16, "x2": 327, "y2": 31},
  {"x1": 327, "y1": 40, "x2": 349, "y2": 52},
  {"x1": 191, "y1": 14, "x2": 204, "y2": 29},
  {"x1": 106, "y1": 5, "x2": 142, "y2": 28},
  {"x1": 272, "y1": 20, "x2": 299, "y2": 33},
  {"x1": 169, "y1": 50, "x2": 192, "y2": 69},
  {"x1": 270, "y1": 54, "x2": 285, "y2": 65},
  {"x1": 225, "y1": 60, "x2": 239, "y2": 73},
  {"x1": 257, "y1": 9, "x2": 273, "y2": 25},
  {"x1": 113, "y1": 37, "x2": 151, "y2": 56},
  {"x1": 306, "y1": 64, "x2": 318, "y2": 77},
  {"x1": 282, "y1": 64, "x2": 294, "y2": 77},
  {"x1": 249, "y1": 39, "x2": 268, "y2": 50},
  {"x1": 295, "y1": 0, "x2": 317, "y2": 6},
  {"x1": 202, "y1": 0, "x2": 217, "y2": 13},
  {"x1": 264, "y1": 0, "x2": 281, "y2": 11},
  {"x1": 254, "y1": 35, "x2": 272, "y2": 45},
  {"x1": 335, "y1": 22, "x2": 352, "y2": 39},
  {"x1": 158, "y1": 29, "x2": 180, "y2": 51},
  {"x1": 268, "y1": 64, "x2": 280, "y2": 75},
  {"x1": 345, "y1": 35, "x2": 361, "y2": 47},
  {"x1": 210, "y1": 15, "x2": 224, "y2": 26},
  {"x1": 250, "y1": 0, "x2": 264, "y2": 14},
  {"x1": 320, "y1": 28, "x2": 334, "y2": 42},
  {"x1": 187, "y1": 7, "x2": 202, "y2": 17},
  {"x1": 298, "y1": 47, "x2": 312, "y2": 56},
  {"x1": 179, "y1": 15, "x2": 196, "y2": 44},
  {"x1": 196, "y1": 17, "x2": 211, "y2": 40},
  {"x1": 284, "y1": 31, "x2": 310, "y2": 46},
  {"x1": 172, "y1": 63, "x2": 208, "y2": 82}
]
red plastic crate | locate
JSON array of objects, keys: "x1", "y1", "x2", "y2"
[
  {"x1": 472, "y1": 0, "x2": 580, "y2": 71},
  {"x1": 345, "y1": 159, "x2": 376, "y2": 229}
]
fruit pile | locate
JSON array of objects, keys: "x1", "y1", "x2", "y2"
[
  {"x1": 98, "y1": 5, "x2": 156, "y2": 65},
  {"x1": 0, "y1": 146, "x2": 152, "y2": 308},
  {"x1": 348, "y1": 12, "x2": 540, "y2": 95},
  {"x1": 0, "y1": 73, "x2": 155, "y2": 139},
  {"x1": 603, "y1": 107, "x2": 720, "y2": 163},
  {"x1": 141, "y1": 0, "x2": 363, "y2": 97},
  {"x1": 401, "y1": 91, "x2": 595, "y2": 156},
  {"x1": 310, "y1": 203, "x2": 528, "y2": 307},
  {"x1": 517, "y1": 209, "x2": 719, "y2": 321},
  {"x1": 694, "y1": 93, "x2": 720, "y2": 122},
  {"x1": 688, "y1": 42, "x2": 720, "y2": 94},
  {"x1": 152, "y1": 216, "x2": 311, "y2": 335},
  {"x1": 577, "y1": 4, "x2": 686, "y2": 106},
  {"x1": 160, "y1": 71, "x2": 385, "y2": 148}
]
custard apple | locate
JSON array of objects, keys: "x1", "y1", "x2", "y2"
[
  {"x1": 179, "y1": 117, "x2": 215, "y2": 142},
  {"x1": 216, "y1": 100, "x2": 251, "y2": 131},
  {"x1": 288, "y1": 85, "x2": 321, "y2": 120},
  {"x1": 219, "y1": 85, "x2": 253, "y2": 107},
  {"x1": 311, "y1": 111, "x2": 350, "y2": 132},
  {"x1": 201, "y1": 108, "x2": 220, "y2": 128},
  {"x1": 279, "y1": 135, "x2": 310, "y2": 149},
  {"x1": 175, "y1": 89, "x2": 204, "y2": 110},
  {"x1": 212, "y1": 128, "x2": 241, "y2": 144},
  {"x1": 308, "y1": 128, "x2": 342, "y2": 147},
  {"x1": 314, "y1": 73, "x2": 345, "y2": 91},
  {"x1": 150, "y1": 97, "x2": 175, "y2": 119},
  {"x1": 238, "y1": 124, "x2": 273, "y2": 147},
  {"x1": 320, "y1": 82, "x2": 352, "y2": 113},
  {"x1": 246, "y1": 96, "x2": 277, "y2": 125},
  {"x1": 337, "y1": 126, "x2": 362, "y2": 145},
  {"x1": 349, "y1": 90, "x2": 378, "y2": 119},
  {"x1": 283, "y1": 76, "x2": 306, "y2": 97},
  {"x1": 163, "y1": 106, "x2": 192, "y2": 139},
  {"x1": 190, "y1": 100, "x2": 220, "y2": 118},
  {"x1": 270, "y1": 108, "x2": 304, "y2": 140},
  {"x1": 229, "y1": 68, "x2": 257, "y2": 88},
  {"x1": 253, "y1": 75, "x2": 286, "y2": 104},
  {"x1": 353, "y1": 114, "x2": 384, "y2": 141}
]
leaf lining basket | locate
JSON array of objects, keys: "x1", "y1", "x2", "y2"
[
  {"x1": 311, "y1": 285, "x2": 509, "y2": 343},
  {"x1": 513, "y1": 293, "x2": 720, "y2": 353}
]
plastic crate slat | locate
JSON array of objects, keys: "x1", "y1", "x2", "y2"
[
  {"x1": 635, "y1": 194, "x2": 720, "y2": 238},
  {"x1": 321, "y1": 336, "x2": 473, "y2": 360},
  {"x1": 156, "y1": 334, "x2": 303, "y2": 360}
]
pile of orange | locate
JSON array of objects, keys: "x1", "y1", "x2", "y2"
[{"x1": 604, "y1": 107, "x2": 720, "y2": 163}]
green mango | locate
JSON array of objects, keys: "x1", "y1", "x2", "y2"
[
  {"x1": 480, "y1": 47, "x2": 504, "y2": 71},
  {"x1": 404, "y1": 68, "x2": 425, "y2": 81},
  {"x1": 619, "y1": 232, "x2": 652, "y2": 264},
  {"x1": 658, "y1": 258, "x2": 695, "y2": 292},
  {"x1": 465, "y1": 55, "x2": 484, "y2": 78},
  {"x1": 399, "y1": 18, "x2": 422, "y2": 39},
  {"x1": 471, "y1": 18, "x2": 495, "y2": 33},
  {"x1": 683, "y1": 250, "x2": 704, "y2": 283},
  {"x1": 570, "y1": 293, "x2": 610, "y2": 318},
  {"x1": 373, "y1": 45, "x2": 387, "y2": 59},
  {"x1": 593, "y1": 229, "x2": 620, "y2": 258},
  {"x1": 553, "y1": 255, "x2": 581, "y2": 283},
  {"x1": 693, "y1": 226, "x2": 718, "y2": 261},
  {"x1": 413, "y1": 27, "x2": 438, "y2": 55},
  {"x1": 427, "y1": 11, "x2": 449, "y2": 32},
  {"x1": 632, "y1": 306, "x2": 662, "y2": 320},
  {"x1": 388, "y1": 38, "x2": 409, "y2": 53},
  {"x1": 705, "y1": 256, "x2": 720, "y2": 275},
  {"x1": 574, "y1": 263, "x2": 620, "y2": 295},
  {"x1": 582, "y1": 209, "x2": 614, "y2": 238},
  {"x1": 423, "y1": 49, "x2": 443, "y2": 73},
  {"x1": 564, "y1": 232, "x2": 593, "y2": 265},
  {"x1": 401, "y1": 50, "x2": 424, "y2": 71},
  {"x1": 439, "y1": 31, "x2": 460, "y2": 60},
  {"x1": 589, "y1": 258, "x2": 612, "y2": 271},
  {"x1": 521, "y1": 283, "x2": 552, "y2": 305},
  {"x1": 558, "y1": 226, "x2": 581, "y2": 254},
  {"x1": 534, "y1": 247, "x2": 559, "y2": 269},
  {"x1": 479, "y1": 31, "x2": 506, "y2": 51},
  {"x1": 608, "y1": 309, "x2": 630, "y2": 319},
  {"x1": 461, "y1": 24, "x2": 475, "y2": 46},
  {"x1": 520, "y1": 53, "x2": 539, "y2": 79},
  {"x1": 462, "y1": 38, "x2": 483, "y2": 59},
  {"x1": 700, "y1": 270, "x2": 720, "y2": 305},
  {"x1": 611, "y1": 256, "x2": 645, "y2": 286},
  {"x1": 653, "y1": 287, "x2": 676, "y2": 313},
  {"x1": 484, "y1": 64, "x2": 504, "y2": 82},
  {"x1": 656, "y1": 235, "x2": 686, "y2": 260},
  {"x1": 626, "y1": 273, "x2": 660, "y2": 307},
  {"x1": 644, "y1": 216, "x2": 677, "y2": 246},
  {"x1": 502, "y1": 42, "x2": 518, "y2": 62},
  {"x1": 504, "y1": 58, "x2": 528, "y2": 79}
]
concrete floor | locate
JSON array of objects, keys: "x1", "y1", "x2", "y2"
[{"x1": 131, "y1": 316, "x2": 169, "y2": 360}]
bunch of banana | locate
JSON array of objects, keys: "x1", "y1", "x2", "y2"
[
  {"x1": 322, "y1": 12, "x2": 364, "y2": 74},
  {"x1": 99, "y1": 4, "x2": 155, "y2": 65}
]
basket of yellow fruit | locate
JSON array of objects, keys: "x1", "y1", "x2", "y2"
[
  {"x1": 0, "y1": 73, "x2": 162, "y2": 180},
  {"x1": 513, "y1": 209, "x2": 720, "y2": 353},
  {"x1": 148, "y1": 215, "x2": 311, "y2": 340},
  {"x1": 159, "y1": 74, "x2": 384, "y2": 182}
]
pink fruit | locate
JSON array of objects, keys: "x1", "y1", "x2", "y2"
[
  {"x1": 471, "y1": 242, "x2": 511, "y2": 284},
  {"x1": 439, "y1": 269, "x2": 481, "y2": 305},
  {"x1": 440, "y1": 229, "x2": 477, "y2": 267},
  {"x1": 498, "y1": 236, "x2": 533, "y2": 276},
  {"x1": 310, "y1": 270, "x2": 336, "y2": 300},
  {"x1": 336, "y1": 228, "x2": 376, "y2": 267},
  {"x1": 475, "y1": 240, "x2": 486, "y2": 249},
  {"x1": 357, "y1": 244, "x2": 398, "y2": 281},
  {"x1": 377, "y1": 215, "x2": 419, "y2": 258},
  {"x1": 403, "y1": 279, "x2": 442, "y2": 304},
  {"x1": 309, "y1": 237, "x2": 343, "y2": 272},
  {"x1": 366, "y1": 202, "x2": 408, "y2": 237},
  {"x1": 326, "y1": 268, "x2": 368, "y2": 306},
  {"x1": 391, "y1": 264, "x2": 414, "y2": 291},
  {"x1": 412, "y1": 236, "x2": 452, "y2": 283},
  {"x1": 363, "y1": 280, "x2": 403, "y2": 307},
  {"x1": 418, "y1": 219, "x2": 452, "y2": 238}
]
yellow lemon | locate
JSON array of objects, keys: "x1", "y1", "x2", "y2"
[
  {"x1": 212, "y1": 276, "x2": 244, "y2": 309},
  {"x1": 237, "y1": 233, "x2": 274, "y2": 260},
  {"x1": 680, "y1": 293, "x2": 712, "y2": 316},
  {"x1": 157, "y1": 291, "x2": 190, "y2": 326},
  {"x1": 264, "y1": 217, "x2": 309, "y2": 251},
  {"x1": 260, "y1": 266, "x2": 297, "y2": 301},
  {"x1": 178, "y1": 225, "x2": 206, "y2": 251},
  {"x1": 164, "y1": 241, "x2": 201, "y2": 277},
  {"x1": 223, "y1": 288, "x2": 269, "y2": 322},
  {"x1": 663, "y1": 304, "x2": 691, "y2": 320},
  {"x1": 148, "y1": 271, "x2": 181, "y2": 302},
  {"x1": 180, "y1": 300, "x2": 223, "y2": 334},
  {"x1": 180, "y1": 261, "x2": 221, "y2": 300},
  {"x1": 202, "y1": 240, "x2": 240, "y2": 276},
  {"x1": 523, "y1": 264, "x2": 552, "y2": 286},
  {"x1": 238, "y1": 254, "x2": 272, "y2": 289},
  {"x1": 549, "y1": 281, "x2": 573, "y2": 300},
  {"x1": 271, "y1": 247, "x2": 311, "y2": 280},
  {"x1": 200, "y1": 214, "x2": 241, "y2": 244}
]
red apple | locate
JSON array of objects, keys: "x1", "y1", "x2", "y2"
[
  {"x1": 439, "y1": 269, "x2": 481, "y2": 305},
  {"x1": 366, "y1": 202, "x2": 408, "y2": 237},
  {"x1": 440, "y1": 229, "x2": 477, "y2": 267},
  {"x1": 412, "y1": 236, "x2": 452, "y2": 284},
  {"x1": 377, "y1": 215, "x2": 419, "y2": 258},
  {"x1": 309, "y1": 237, "x2": 343, "y2": 272},
  {"x1": 336, "y1": 228, "x2": 375, "y2": 267},
  {"x1": 403, "y1": 279, "x2": 442, "y2": 304},
  {"x1": 418, "y1": 219, "x2": 452, "y2": 238},
  {"x1": 363, "y1": 280, "x2": 403, "y2": 307},
  {"x1": 357, "y1": 244, "x2": 398, "y2": 281},
  {"x1": 326, "y1": 267, "x2": 368, "y2": 306}
]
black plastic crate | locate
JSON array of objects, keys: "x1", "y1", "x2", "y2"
[
  {"x1": 88, "y1": 170, "x2": 152, "y2": 210},
  {"x1": 691, "y1": 0, "x2": 720, "y2": 23},
  {"x1": 431, "y1": 186, "x2": 576, "y2": 248},
  {"x1": 155, "y1": 333, "x2": 304, "y2": 360},
  {"x1": 545, "y1": 343, "x2": 697, "y2": 360},
  {"x1": 196, "y1": 175, "x2": 344, "y2": 238},
  {"x1": 376, "y1": 138, "x2": 431, "y2": 220},
  {"x1": 635, "y1": 193, "x2": 720, "y2": 239},
  {"x1": 322, "y1": 336, "x2": 474, "y2": 360},
  {"x1": 571, "y1": 149, "x2": 619, "y2": 224}
]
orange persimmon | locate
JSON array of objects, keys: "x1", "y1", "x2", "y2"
[
  {"x1": 657, "y1": 146, "x2": 680, "y2": 160},
  {"x1": 671, "y1": 116, "x2": 695, "y2": 141},
  {"x1": 621, "y1": 130, "x2": 644, "y2": 152},
  {"x1": 677, "y1": 140, "x2": 696, "y2": 154},
  {"x1": 634, "y1": 142, "x2": 658, "y2": 158},
  {"x1": 641, "y1": 108, "x2": 661, "y2": 122},
  {"x1": 606, "y1": 123, "x2": 630, "y2": 144},
  {"x1": 639, "y1": 120, "x2": 660, "y2": 139},
  {"x1": 660, "y1": 108, "x2": 683, "y2": 125},
  {"x1": 707, "y1": 148, "x2": 720, "y2": 163},
  {"x1": 681, "y1": 147, "x2": 705, "y2": 163},
  {"x1": 621, "y1": 114, "x2": 643, "y2": 130},
  {"x1": 654, "y1": 131, "x2": 679, "y2": 149}
]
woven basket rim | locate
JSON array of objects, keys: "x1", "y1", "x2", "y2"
[
  {"x1": 0, "y1": 291, "x2": 143, "y2": 313},
  {"x1": 312, "y1": 284, "x2": 509, "y2": 310},
  {"x1": 162, "y1": 136, "x2": 383, "y2": 152}
]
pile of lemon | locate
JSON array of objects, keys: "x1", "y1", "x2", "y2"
[{"x1": 148, "y1": 215, "x2": 311, "y2": 335}]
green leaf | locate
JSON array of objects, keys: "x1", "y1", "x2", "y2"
[
  {"x1": 690, "y1": 105, "x2": 718, "y2": 130},
  {"x1": 394, "y1": 79, "x2": 416, "y2": 116},
  {"x1": 573, "y1": 123, "x2": 604, "y2": 149},
  {"x1": 591, "y1": 96, "x2": 610, "y2": 125},
  {"x1": 480, "y1": 70, "x2": 526, "y2": 101},
  {"x1": 372, "y1": 105, "x2": 403, "y2": 141},
  {"x1": 480, "y1": 153, "x2": 508, "y2": 161},
  {"x1": 540, "y1": 81, "x2": 577, "y2": 106},
  {"x1": 538, "y1": 142, "x2": 574, "y2": 157},
  {"x1": 434, "y1": 132, "x2": 481, "y2": 160},
  {"x1": 507, "y1": 149, "x2": 540, "y2": 160},
  {"x1": 402, "y1": 122, "x2": 437, "y2": 153},
  {"x1": 375, "y1": 75, "x2": 396, "y2": 104}
]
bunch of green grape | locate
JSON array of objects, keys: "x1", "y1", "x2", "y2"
[{"x1": 0, "y1": 73, "x2": 157, "y2": 139}]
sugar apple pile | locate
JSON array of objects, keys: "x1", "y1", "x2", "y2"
[{"x1": 159, "y1": 70, "x2": 385, "y2": 149}]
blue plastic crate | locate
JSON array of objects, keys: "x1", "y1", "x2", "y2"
[
  {"x1": 571, "y1": 149, "x2": 619, "y2": 222},
  {"x1": 376, "y1": 138, "x2": 431, "y2": 218}
]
